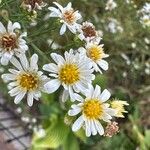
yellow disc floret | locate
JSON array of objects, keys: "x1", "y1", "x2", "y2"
[
  {"x1": 87, "y1": 45, "x2": 104, "y2": 62},
  {"x1": 83, "y1": 99, "x2": 103, "y2": 119},
  {"x1": 17, "y1": 73, "x2": 39, "y2": 91},
  {"x1": 59, "y1": 64, "x2": 80, "y2": 85}
]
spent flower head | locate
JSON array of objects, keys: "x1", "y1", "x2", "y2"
[
  {"x1": 0, "y1": 21, "x2": 28, "y2": 65},
  {"x1": 111, "y1": 99, "x2": 129, "y2": 118}
]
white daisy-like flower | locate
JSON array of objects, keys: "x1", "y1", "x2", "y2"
[
  {"x1": 0, "y1": 21, "x2": 28, "y2": 65},
  {"x1": 68, "y1": 84, "x2": 116, "y2": 137},
  {"x1": 48, "y1": 2, "x2": 82, "y2": 35},
  {"x1": 105, "y1": 0, "x2": 117, "y2": 11},
  {"x1": 78, "y1": 42, "x2": 109, "y2": 73},
  {"x1": 1, "y1": 54, "x2": 48, "y2": 106},
  {"x1": 78, "y1": 21, "x2": 101, "y2": 43},
  {"x1": 43, "y1": 49, "x2": 94, "y2": 102},
  {"x1": 21, "y1": 0, "x2": 47, "y2": 12}
]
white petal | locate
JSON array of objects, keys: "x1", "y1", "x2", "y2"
[
  {"x1": 98, "y1": 60, "x2": 109, "y2": 71},
  {"x1": 92, "y1": 85, "x2": 101, "y2": 98},
  {"x1": 60, "y1": 24, "x2": 66, "y2": 35},
  {"x1": 50, "y1": 53, "x2": 65, "y2": 65},
  {"x1": 27, "y1": 92, "x2": 34, "y2": 107},
  {"x1": 66, "y1": 2, "x2": 72, "y2": 9},
  {"x1": 94, "y1": 120, "x2": 104, "y2": 135},
  {"x1": 44, "y1": 79, "x2": 61, "y2": 93},
  {"x1": 91, "y1": 120, "x2": 97, "y2": 135},
  {"x1": 68, "y1": 107, "x2": 81, "y2": 116},
  {"x1": 99, "y1": 89, "x2": 111, "y2": 102},
  {"x1": 9, "y1": 87, "x2": 21, "y2": 96},
  {"x1": 53, "y1": 2, "x2": 64, "y2": 11},
  {"x1": 10, "y1": 57, "x2": 23, "y2": 71},
  {"x1": 101, "y1": 113, "x2": 112, "y2": 122},
  {"x1": 85, "y1": 119, "x2": 91, "y2": 137},
  {"x1": 19, "y1": 54, "x2": 29, "y2": 70},
  {"x1": 0, "y1": 22, "x2": 6, "y2": 33},
  {"x1": 12, "y1": 22, "x2": 21, "y2": 30},
  {"x1": 7, "y1": 21, "x2": 13, "y2": 32},
  {"x1": 72, "y1": 115, "x2": 84, "y2": 132},
  {"x1": 105, "y1": 108, "x2": 116, "y2": 116},
  {"x1": 61, "y1": 90, "x2": 69, "y2": 102},
  {"x1": 8, "y1": 69, "x2": 19, "y2": 75},
  {"x1": 14, "y1": 90, "x2": 26, "y2": 104},
  {"x1": 43, "y1": 63, "x2": 58, "y2": 73},
  {"x1": 1, "y1": 73, "x2": 16, "y2": 81},
  {"x1": 30, "y1": 54, "x2": 38, "y2": 71},
  {"x1": 1, "y1": 56, "x2": 9, "y2": 65}
]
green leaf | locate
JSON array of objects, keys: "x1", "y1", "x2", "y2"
[
  {"x1": 74, "y1": 128, "x2": 87, "y2": 142},
  {"x1": 93, "y1": 74, "x2": 108, "y2": 89},
  {"x1": 63, "y1": 132, "x2": 80, "y2": 150},
  {"x1": 32, "y1": 119, "x2": 70, "y2": 149},
  {"x1": 144, "y1": 130, "x2": 150, "y2": 148}
]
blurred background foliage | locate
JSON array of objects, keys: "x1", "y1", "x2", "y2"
[{"x1": 0, "y1": 0, "x2": 150, "y2": 150}]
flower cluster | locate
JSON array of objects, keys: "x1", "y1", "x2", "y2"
[
  {"x1": 138, "y1": 3, "x2": 150, "y2": 27},
  {"x1": 0, "y1": 2, "x2": 128, "y2": 137}
]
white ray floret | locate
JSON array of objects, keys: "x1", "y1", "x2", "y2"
[
  {"x1": 68, "y1": 84, "x2": 116, "y2": 137},
  {"x1": 78, "y1": 41, "x2": 109, "y2": 73},
  {"x1": 48, "y1": 2, "x2": 82, "y2": 35},
  {"x1": 1, "y1": 54, "x2": 48, "y2": 106},
  {"x1": 43, "y1": 49, "x2": 95, "y2": 102}
]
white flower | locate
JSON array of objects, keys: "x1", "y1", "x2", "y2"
[
  {"x1": 107, "y1": 18, "x2": 123, "y2": 33},
  {"x1": 1, "y1": 54, "x2": 48, "y2": 106},
  {"x1": 0, "y1": 21, "x2": 28, "y2": 65},
  {"x1": 48, "y1": 2, "x2": 82, "y2": 35},
  {"x1": 105, "y1": 0, "x2": 117, "y2": 11},
  {"x1": 78, "y1": 42, "x2": 109, "y2": 73},
  {"x1": 43, "y1": 49, "x2": 94, "y2": 102},
  {"x1": 138, "y1": 3, "x2": 150, "y2": 27},
  {"x1": 78, "y1": 21, "x2": 101, "y2": 43},
  {"x1": 21, "y1": 0, "x2": 47, "y2": 12},
  {"x1": 68, "y1": 84, "x2": 116, "y2": 137}
]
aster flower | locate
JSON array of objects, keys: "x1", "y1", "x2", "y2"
[
  {"x1": 78, "y1": 42, "x2": 109, "y2": 73},
  {"x1": 78, "y1": 21, "x2": 101, "y2": 43},
  {"x1": 1, "y1": 54, "x2": 48, "y2": 106},
  {"x1": 68, "y1": 84, "x2": 116, "y2": 137},
  {"x1": 48, "y1": 2, "x2": 82, "y2": 35},
  {"x1": 21, "y1": 0, "x2": 47, "y2": 12},
  {"x1": 43, "y1": 49, "x2": 94, "y2": 102},
  {"x1": 111, "y1": 100, "x2": 129, "y2": 118},
  {"x1": 105, "y1": 0, "x2": 117, "y2": 11},
  {"x1": 138, "y1": 3, "x2": 150, "y2": 27},
  {"x1": 0, "y1": 21, "x2": 28, "y2": 65}
]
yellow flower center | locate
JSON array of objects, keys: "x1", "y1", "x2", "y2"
[
  {"x1": 83, "y1": 99, "x2": 103, "y2": 119},
  {"x1": 1, "y1": 34, "x2": 17, "y2": 51},
  {"x1": 87, "y1": 45, "x2": 104, "y2": 62},
  {"x1": 63, "y1": 9, "x2": 76, "y2": 24},
  {"x1": 59, "y1": 64, "x2": 80, "y2": 85},
  {"x1": 17, "y1": 73, "x2": 39, "y2": 91}
]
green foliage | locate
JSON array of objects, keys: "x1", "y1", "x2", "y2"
[{"x1": 32, "y1": 118, "x2": 70, "y2": 149}]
